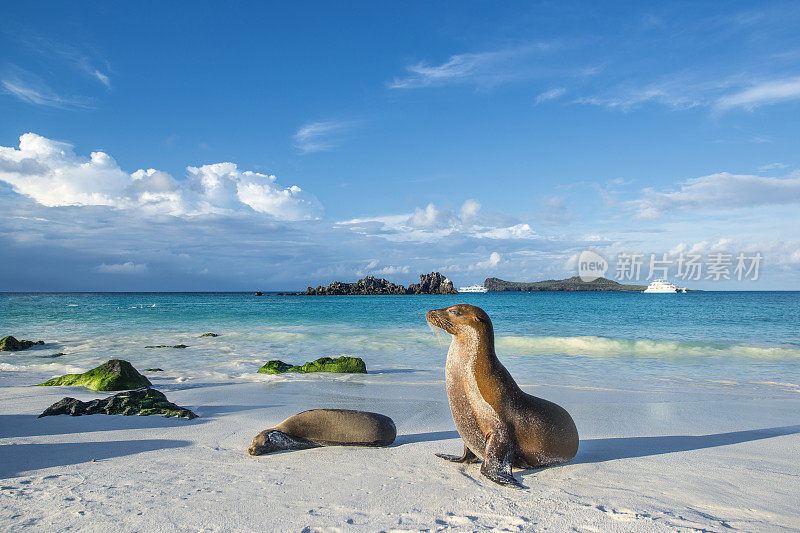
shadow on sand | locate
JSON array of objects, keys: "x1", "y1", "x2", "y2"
[
  {"x1": 574, "y1": 425, "x2": 800, "y2": 464},
  {"x1": 0, "y1": 439, "x2": 190, "y2": 478},
  {"x1": 393, "y1": 430, "x2": 460, "y2": 446},
  {"x1": 0, "y1": 413, "x2": 202, "y2": 439},
  {"x1": 391, "y1": 425, "x2": 800, "y2": 461}
]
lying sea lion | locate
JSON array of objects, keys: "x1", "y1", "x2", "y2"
[
  {"x1": 248, "y1": 409, "x2": 396, "y2": 455},
  {"x1": 426, "y1": 304, "x2": 579, "y2": 488}
]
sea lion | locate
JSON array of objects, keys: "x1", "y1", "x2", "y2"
[
  {"x1": 248, "y1": 409, "x2": 396, "y2": 455},
  {"x1": 426, "y1": 304, "x2": 579, "y2": 488}
]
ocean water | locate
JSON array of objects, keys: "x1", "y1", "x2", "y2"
[{"x1": 1, "y1": 291, "x2": 799, "y2": 397}]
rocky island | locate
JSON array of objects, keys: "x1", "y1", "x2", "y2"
[
  {"x1": 305, "y1": 272, "x2": 457, "y2": 295},
  {"x1": 484, "y1": 276, "x2": 647, "y2": 292}
]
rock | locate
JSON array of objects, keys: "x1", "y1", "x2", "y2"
[
  {"x1": 144, "y1": 344, "x2": 188, "y2": 349},
  {"x1": 38, "y1": 387, "x2": 197, "y2": 419},
  {"x1": 199, "y1": 333, "x2": 219, "y2": 337},
  {"x1": 483, "y1": 276, "x2": 647, "y2": 292},
  {"x1": 38, "y1": 359, "x2": 152, "y2": 391},
  {"x1": 306, "y1": 276, "x2": 407, "y2": 295},
  {"x1": 407, "y1": 272, "x2": 457, "y2": 295},
  {"x1": 305, "y1": 272, "x2": 456, "y2": 295},
  {"x1": 257, "y1": 356, "x2": 367, "y2": 374},
  {"x1": 145, "y1": 368, "x2": 164, "y2": 372},
  {"x1": 257, "y1": 360, "x2": 294, "y2": 374},
  {"x1": 44, "y1": 353, "x2": 65, "y2": 358},
  {"x1": 254, "y1": 291, "x2": 263, "y2": 296},
  {"x1": 0, "y1": 336, "x2": 45, "y2": 351}
]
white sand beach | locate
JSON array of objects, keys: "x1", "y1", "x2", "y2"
[{"x1": 2, "y1": 371, "x2": 798, "y2": 532}]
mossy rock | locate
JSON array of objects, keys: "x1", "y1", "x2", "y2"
[
  {"x1": 1, "y1": 336, "x2": 44, "y2": 351},
  {"x1": 38, "y1": 387, "x2": 197, "y2": 419},
  {"x1": 38, "y1": 359, "x2": 152, "y2": 391},
  {"x1": 199, "y1": 333, "x2": 220, "y2": 337},
  {"x1": 257, "y1": 356, "x2": 367, "y2": 374}
]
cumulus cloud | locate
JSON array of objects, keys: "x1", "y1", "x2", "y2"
[
  {"x1": 630, "y1": 172, "x2": 800, "y2": 219},
  {"x1": 0, "y1": 133, "x2": 322, "y2": 221},
  {"x1": 459, "y1": 199, "x2": 481, "y2": 220},
  {"x1": 409, "y1": 203, "x2": 446, "y2": 228},
  {"x1": 475, "y1": 252, "x2": 502, "y2": 269},
  {"x1": 96, "y1": 262, "x2": 148, "y2": 274}
]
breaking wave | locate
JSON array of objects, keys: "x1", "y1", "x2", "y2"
[{"x1": 496, "y1": 335, "x2": 800, "y2": 359}]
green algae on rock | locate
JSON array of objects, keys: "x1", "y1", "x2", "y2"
[
  {"x1": 257, "y1": 356, "x2": 367, "y2": 374},
  {"x1": 0, "y1": 336, "x2": 45, "y2": 351},
  {"x1": 38, "y1": 387, "x2": 197, "y2": 419},
  {"x1": 38, "y1": 359, "x2": 152, "y2": 391},
  {"x1": 199, "y1": 333, "x2": 220, "y2": 337}
]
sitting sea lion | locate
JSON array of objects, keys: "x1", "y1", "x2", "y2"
[
  {"x1": 426, "y1": 304, "x2": 579, "y2": 488},
  {"x1": 248, "y1": 409, "x2": 396, "y2": 455}
]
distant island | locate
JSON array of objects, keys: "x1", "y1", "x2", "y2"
[
  {"x1": 484, "y1": 276, "x2": 647, "y2": 292},
  {"x1": 305, "y1": 272, "x2": 458, "y2": 295}
]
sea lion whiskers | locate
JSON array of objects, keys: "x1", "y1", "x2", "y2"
[{"x1": 427, "y1": 318, "x2": 450, "y2": 346}]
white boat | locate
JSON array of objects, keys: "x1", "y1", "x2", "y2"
[
  {"x1": 458, "y1": 284, "x2": 488, "y2": 293},
  {"x1": 642, "y1": 279, "x2": 685, "y2": 293}
]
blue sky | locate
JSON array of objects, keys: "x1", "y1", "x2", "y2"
[{"x1": 2, "y1": 1, "x2": 799, "y2": 290}]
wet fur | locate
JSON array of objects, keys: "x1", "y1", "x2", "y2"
[{"x1": 427, "y1": 304, "x2": 579, "y2": 488}]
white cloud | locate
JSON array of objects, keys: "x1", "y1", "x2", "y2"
[
  {"x1": 459, "y1": 199, "x2": 481, "y2": 220},
  {"x1": 293, "y1": 120, "x2": 355, "y2": 154},
  {"x1": 473, "y1": 223, "x2": 536, "y2": 240},
  {"x1": 96, "y1": 262, "x2": 148, "y2": 274},
  {"x1": 715, "y1": 77, "x2": 800, "y2": 111},
  {"x1": 630, "y1": 172, "x2": 800, "y2": 219},
  {"x1": 1, "y1": 67, "x2": 89, "y2": 109},
  {"x1": 375, "y1": 265, "x2": 411, "y2": 275},
  {"x1": 19, "y1": 32, "x2": 111, "y2": 89},
  {"x1": 475, "y1": 252, "x2": 502, "y2": 269},
  {"x1": 337, "y1": 202, "x2": 536, "y2": 243},
  {"x1": 0, "y1": 133, "x2": 322, "y2": 221},
  {"x1": 535, "y1": 87, "x2": 566, "y2": 105},
  {"x1": 389, "y1": 43, "x2": 550, "y2": 89},
  {"x1": 410, "y1": 203, "x2": 446, "y2": 228},
  {"x1": 188, "y1": 163, "x2": 322, "y2": 220},
  {"x1": 576, "y1": 84, "x2": 702, "y2": 111},
  {"x1": 757, "y1": 162, "x2": 789, "y2": 172}
]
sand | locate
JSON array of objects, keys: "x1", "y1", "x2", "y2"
[{"x1": 1, "y1": 372, "x2": 799, "y2": 532}]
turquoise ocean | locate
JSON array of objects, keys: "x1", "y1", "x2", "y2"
[{"x1": 1, "y1": 292, "x2": 799, "y2": 397}]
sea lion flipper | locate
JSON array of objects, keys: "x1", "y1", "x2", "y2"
[
  {"x1": 435, "y1": 445, "x2": 479, "y2": 464},
  {"x1": 480, "y1": 432, "x2": 524, "y2": 489}
]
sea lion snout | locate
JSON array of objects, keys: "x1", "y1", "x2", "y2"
[
  {"x1": 426, "y1": 308, "x2": 456, "y2": 334},
  {"x1": 426, "y1": 304, "x2": 492, "y2": 336},
  {"x1": 248, "y1": 430, "x2": 277, "y2": 456}
]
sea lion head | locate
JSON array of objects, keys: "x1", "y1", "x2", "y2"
[
  {"x1": 248, "y1": 429, "x2": 282, "y2": 455},
  {"x1": 426, "y1": 304, "x2": 493, "y2": 337}
]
